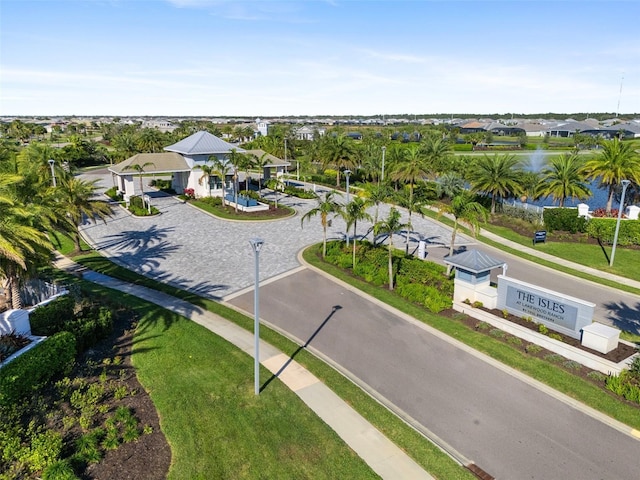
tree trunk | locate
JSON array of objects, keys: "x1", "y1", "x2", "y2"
[
  {"x1": 7, "y1": 275, "x2": 21, "y2": 310},
  {"x1": 447, "y1": 220, "x2": 458, "y2": 276},
  {"x1": 606, "y1": 185, "x2": 615, "y2": 215}
]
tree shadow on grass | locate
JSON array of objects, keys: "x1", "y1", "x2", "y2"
[{"x1": 261, "y1": 305, "x2": 342, "y2": 392}]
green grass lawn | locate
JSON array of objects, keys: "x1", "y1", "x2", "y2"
[
  {"x1": 71, "y1": 280, "x2": 379, "y2": 480},
  {"x1": 55, "y1": 246, "x2": 474, "y2": 479}
]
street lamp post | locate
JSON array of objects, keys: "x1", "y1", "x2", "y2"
[
  {"x1": 380, "y1": 146, "x2": 386, "y2": 183},
  {"x1": 344, "y1": 169, "x2": 351, "y2": 204},
  {"x1": 48, "y1": 159, "x2": 57, "y2": 187},
  {"x1": 249, "y1": 237, "x2": 265, "y2": 395},
  {"x1": 344, "y1": 169, "x2": 352, "y2": 247},
  {"x1": 609, "y1": 180, "x2": 631, "y2": 267}
]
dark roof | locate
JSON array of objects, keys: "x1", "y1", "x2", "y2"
[{"x1": 443, "y1": 249, "x2": 505, "y2": 273}]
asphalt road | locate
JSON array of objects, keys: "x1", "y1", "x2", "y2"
[{"x1": 228, "y1": 268, "x2": 640, "y2": 480}]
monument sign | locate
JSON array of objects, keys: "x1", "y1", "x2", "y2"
[{"x1": 496, "y1": 275, "x2": 595, "y2": 339}]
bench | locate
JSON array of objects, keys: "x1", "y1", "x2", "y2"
[{"x1": 533, "y1": 230, "x2": 547, "y2": 245}]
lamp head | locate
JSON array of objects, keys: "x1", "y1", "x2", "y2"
[
  {"x1": 621, "y1": 179, "x2": 631, "y2": 188},
  {"x1": 249, "y1": 237, "x2": 265, "y2": 252},
  {"x1": 48, "y1": 158, "x2": 55, "y2": 166},
  {"x1": 381, "y1": 146, "x2": 386, "y2": 152},
  {"x1": 344, "y1": 169, "x2": 351, "y2": 176}
]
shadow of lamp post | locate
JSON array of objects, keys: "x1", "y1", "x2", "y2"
[
  {"x1": 249, "y1": 237, "x2": 265, "y2": 395},
  {"x1": 610, "y1": 179, "x2": 631, "y2": 267}
]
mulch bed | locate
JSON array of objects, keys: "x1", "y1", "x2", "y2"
[
  {"x1": 56, "y1": 308, "x2": 172, "y2": 480},
  {"x1": 439, "y1": 307, "x2": 638, "y2": 387}
]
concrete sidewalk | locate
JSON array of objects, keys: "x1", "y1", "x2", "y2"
[
  {"x1": 479, "y1": 228, "x2": 640, "y2": 290},
  {"x1": 53, "y1": 254, "x2": 434, "y2": 480}
]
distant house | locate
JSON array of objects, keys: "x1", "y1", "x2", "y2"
[
  {"x1": 486, "y1": 123, "x2": 525, "y2": 136},
  {"x1": 243, "y1": 149, "x2": 291, "y2": 181},
  {"x1": 109, "y1": 131, "x2": 245, "y2": 200},
  {"x1": 346, "y1": 132, "x2": 363, "y2": 140},
  {"x1": 141, "y1": 119, "x2": 176, "y2": 133},
  {"x1": 256, "y1": 118, "x2": 270, "y2": 137},
  {"x1": 295, "y1": 126, "x2": 316, "y2": 141},
  {"x1": 546, "y1": 121, "x2": 595, "y2": 137}
]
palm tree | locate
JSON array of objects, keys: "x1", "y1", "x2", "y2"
[
  {"x1": 124, "y1": 161, "x2": 154, "y2": 208},
  {"x1": 466, "y1": 153, "x2": 523, "y2": 214},
  {"x1": 517, "y1": 170, "x2": 545, "y2": 203},
  {"x1": 56, "y1": 176, "x2": 112, "y2": 252},
  {"x1": 210, "y1": 156, "x2": 232, "y2": 207},
  {"x1": 322, "y1": 134, "x2": 357, "y2": 187},
  {"x1": 227, "y1": 148, "x2": 244, "y2": 213},
  {"x1": 540, "y1": 153, "x2": 591, "y2": 207},
  {"x1": 137, "y1": 128, "x2": 166, "y2": 153},
  {"x1": 395, "y1": 187, "x2": 427, "y2": 254},
  {"x1": 439, "y1": 191, "x2": 488, "y2": 275},
  {"x1": 339, "y1": 196, "x2": 372, "y2": 267},
  {"x1": 360, "y1": 182, "x2": 391, "y2": 241},
  {"x1": 421, "y1": 133, "x2": 452, "y2": 177},
  {"x1": 583, "y1": 138, "x2": 640, "y2": 215},
  {"x1": 0, "y1": 173, "x2": 52, "y2": 309},
  {"x1": 436, "y1": 172, "x2": 465, "y2": 200},
  {"x1": 198, "y1": 164, "x2": 216, "y2": 197},
  {"x1": 391, "y1": 144, "x2": 429, "y2": 206},
  {"x1": 301, "y1": 191, "x2": 342, "y2": 258},
  {"x1": 255, "y1": 152, "x2": 271, "y2": 194},
  {"x1": 373, "y1": 208, "x2": 409, "y2": 291}
]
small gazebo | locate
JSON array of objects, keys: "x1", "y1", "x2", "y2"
[{"x1": 444, "y1": 249, "x2": 506, "y2": 309}]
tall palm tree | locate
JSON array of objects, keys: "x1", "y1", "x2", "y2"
[
  {"x1": 439, "y1": 191, "x2": 488, "y2": 275},
  {"x1": 421, "y1": 133, "x2": 452, "y2": 177},
  {"x1": 137, "y1": 128, "x2": 166, "y2": 153},
  {"x1": 540, "y1": 153, "x2": 591, "y2": 207},
  {"x1": 395, "y1": 187, "x2": 427, "y2": 254},
  {"x1": 210, "y1": 156, "x2": 232, "y2": 207},
  {"x1": 227, "y1": 148, "x2": 244, "y2": 213},
  {"x1": 583, "y1": 138, "x2": 640, "y2": 215},
  {"x1": 322, "y1": 134, "x2": 357, "y2": 187},
  {"x1": 198, "y1": 164, "x2": 216, "y2": 197},
  {"x1": 301, "y1": 191, "x2": 342, "y2": 258},
  {"x1": 391, "y1": 143, "x2": 429, "y2": 207},
  {"x1": 124, "y1": 161, "x2": 155, "y2": 208},
  {"x1": 0, "y1": 173, "x2": 52, "y2": 309},
  {"x1": 466, "y1": 153, "x2": 523, "y2": 214},
  {"x1": 360, "y1": 182, "x2": 391, "y2": 240},
  {"x1": 56, "y1": 176, "x2": 112, "y2": 251},
  {"x1": 373, "y1": 208, "x2": 409, "y2": 291},
  {"x1": 339, "y1": 196, "x2": 372, "y2": 267}
]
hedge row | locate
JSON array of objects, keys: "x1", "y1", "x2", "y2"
[
  {"x1": 0, "y1": 331, "x2": 76, "y2": 406},
  {"x1": 542, "y1": 208, "x2": 588, "y2": 233},
  {"x1": 585, "y1": 218, "x2": 640, "y2": 245}
]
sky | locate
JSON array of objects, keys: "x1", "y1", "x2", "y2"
[{"x1": 1, "y1": 0, "x2": 640, "y2": 117}]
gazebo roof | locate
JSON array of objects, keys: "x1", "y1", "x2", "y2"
[
  {"x1": 443, "y1": 249, "x2": 505, "y2": 273},
  {"x1": 243, "y1": 149, "x2": 291, "y2": 167},
  {"x1": 108, "y1": 152, "x2": 191, "y2": 174},
  {"x1": 164, "y1": 131, "x2": 245, "y2": 155}
]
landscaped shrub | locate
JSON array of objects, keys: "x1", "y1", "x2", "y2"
[
  {"x1": 127, "y1": 195, "x2": 159, "y2": 216},
  {"x1": 586, "y1": 218, "x2": 640, "y2": 245},
  {"x1": 543, "y1": 208, "x2": 588, "y2": 233},
  {"x1": 283, "y1": 185, "x2": 317, "y2": 199},
  {"x1": 325, "y1": 241, "x2": 453, "y2": 312},
  {"x1": 104, "y1": 187, "x2": 123, "y2": 202},
  {"x1": 30, "y1": 297, "x2": 114, "y2": 354},
  {"x1": 606, "y1": 371, "x2": 640, "y2": 404},
  {"x1": 501, "y1": 204, "x2": 543, "y2": 224},
  {"x1": 30, "y1": 295, "x2": 75, "y2": 336},
  {"x1": 149, "y1": 179, "x2": 172, "y2": 190},
  {"x1": 0, "y1": 331, "x2": 76, "y2": 406}
]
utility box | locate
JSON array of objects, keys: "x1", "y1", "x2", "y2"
[{"x1": 581, "y1": 323, "x2": 620, "y2": 354}]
